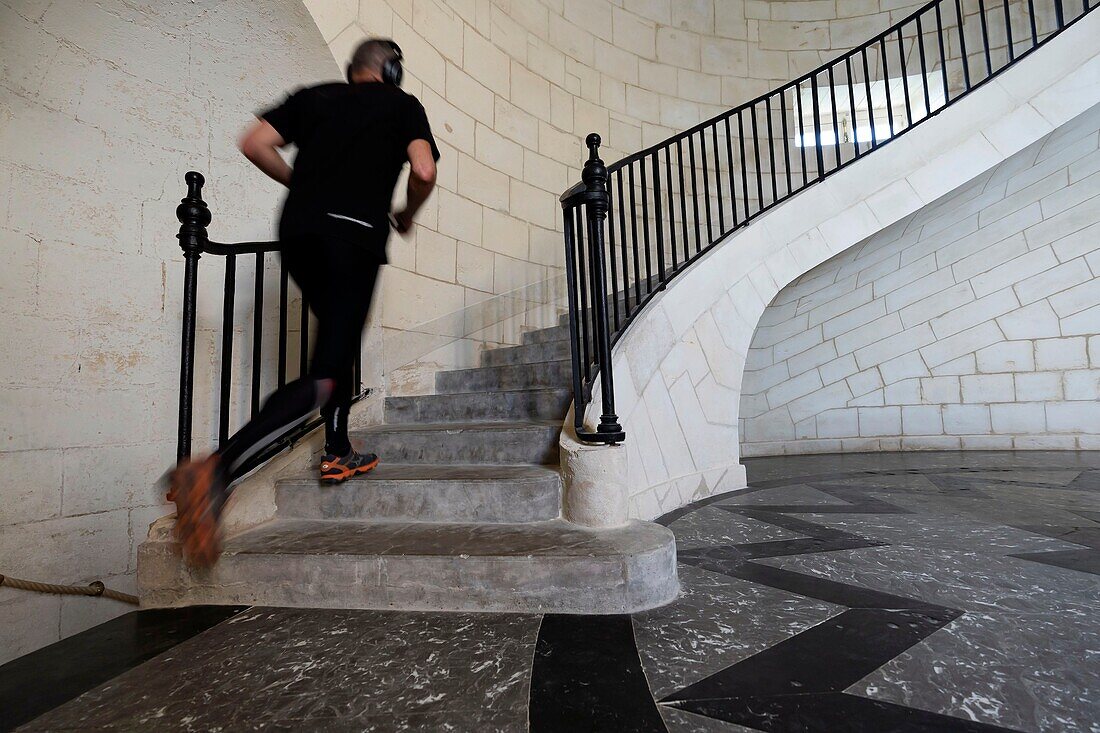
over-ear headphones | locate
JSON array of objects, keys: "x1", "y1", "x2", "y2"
[
  {"x1": 382, "y1": 40, "x2": 404, "y2": 87},
  {"x1": 346, "y1": 39, "x2": 404, "y2": 87}
]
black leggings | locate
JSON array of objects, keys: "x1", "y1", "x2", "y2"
[{"x1": 217, "y1": 235, "x2": 381, "y2": 483}]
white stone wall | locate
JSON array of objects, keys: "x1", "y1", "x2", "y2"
[
  {"x1": 740, "y1": 102, "x2": 1100, "y2": 455},
  {"x1": 565, "y1": 12, "x2": 1100, "y2": 522},
  {"x1": 0, "y1": 0, "x2": 336, "y2": 664}
]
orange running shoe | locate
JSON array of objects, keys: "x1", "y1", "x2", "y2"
[
  {"x1": 319, "y1": 449, "x2": 379, "y2": 483},
  {"x1": 167, "y1": 454, "x2": 226, "y2": 567}
]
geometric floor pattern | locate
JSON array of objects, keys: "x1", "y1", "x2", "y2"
[{"x1": 4, "y1": 452, "x2": 1098, "y2": 732}]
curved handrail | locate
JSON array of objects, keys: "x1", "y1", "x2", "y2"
[{"x1": 561, "y1": 0, "x2": 1097, "y2": 443}]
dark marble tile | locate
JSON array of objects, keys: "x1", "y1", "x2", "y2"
[
  {"x1": 786, "y1": 512, "x2": 1080, "y2": 555},
  {"x1": 852, "y1": 491, "x2": 1099, "y2": 539},
  {"x1": 712, "y1": 561, "x2": 948, "y2": 611},
  {"x1": 956, "y1": 483, "x2": 1100, "y2": 514},
  {"x1": 850, "y1": 610, "x2": 1100, "y2": 733},
  {"x1": 716, "y1": 484, "x2": 854, "y2": 507},
  {"x1": 663, "y1": 608, "x2": 959, "y2": 702},
  {"x1": 659, "y1": 705, "x2": 761, "y2": 732},
  {"x1": 1015, "y1": 525, "x2": 1100, "y2": 549},
  {"x1": 529, "y1": 614, "x2": 666, "y2": 733},
  {"x1": 1011, "y1": 548, "x2": 1100, "y2": 575},
  {"x1": 671, "y1": 692, "x2": 1020, "y2": 732},
  {"x1": 951, "y1": 470, "x2": 1084, "y2": 487},
  {"x1": 2, "y1": 606, "x2": 244, "y2": 732},
  {"x1": 22, "y1": 608, "x2": 540, "y2": 732},
  {"x1": 757, "y1": 545, "x2": 1099, "y2": 615},
  {"x1": 20, "y1": 707, "x2": 530, "y2": 732},
  {"x1": 633, "y1": 565, "x2": 840, "y2": 699}
]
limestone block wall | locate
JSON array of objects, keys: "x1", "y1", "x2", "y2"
[
  {"x1": 304, "y1": 0, "x2": 968, "y2": 393},
  {"x1": 563, "y1": 12, "x2": 1100, "y2": 522},
  {"x1": 740, "y1": 103, "x2": 1100, "y2": 455},
  {"x1": 0, "y1": 0, "x2": 336, "y2": 664}
]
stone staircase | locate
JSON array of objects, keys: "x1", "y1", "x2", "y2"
[{"x1": 138, "y1": 317, "x2": 678, "y2": 614}]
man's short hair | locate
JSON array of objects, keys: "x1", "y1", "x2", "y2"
[{"x1": 351, "y1": 39, "x2": 398, "y2": 74}]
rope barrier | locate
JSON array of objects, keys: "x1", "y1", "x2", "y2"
[{"x1": 0, "y1": 573, "x2": 139, "y2": 605}]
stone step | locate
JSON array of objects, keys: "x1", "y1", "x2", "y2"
[
  {"x1": 275, "y1": 464, "x2": 562, "y2": 523},
  {"x1": 385, "y1": 388, "x2": 571, "y2": 424},
  {"x1": 480, "y1": 338, "x2": 571, "y2": 367},
  {"x1": 353, "y1": 421, "x2": 560, "y2": 465},
  {"x1": 436, "y1": 360, "x2": 571, "y2": 394},
  {"x1": 138, "y1": 518, "x2": 678, "y2": 614},
  {"x1": 522, "y1": 324, "x2": 569, "y2": 344}
]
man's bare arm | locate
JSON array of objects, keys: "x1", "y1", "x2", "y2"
[
  {"x1": 393, "y1": 139, "x2": 437, "y2": 235},
  {"x1": 239, "y1": 119, "x2": 292, "y2": 187}
]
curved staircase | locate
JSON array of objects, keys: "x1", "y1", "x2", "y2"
[{"x1": 138, "y1": 317, "x2": 679, "y2": 613}]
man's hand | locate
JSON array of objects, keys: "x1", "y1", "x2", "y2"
[
  {"x1": 239, "y1": 119, "x2": 292, "y2": 187},
  {"x1": 394, "y1": 139, "x2": 437, "y2": 236},
  {"x1": 391, "y1": 210, "x2": 414, "y2": 236}
]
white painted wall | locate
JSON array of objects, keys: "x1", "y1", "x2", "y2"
[
  {"x1": 0, "y1": 0, "x2": 336, "y2": 665},
  {"x1": 740, "y1": 102, "x2": 1100, "y2": 455},
  {"x1": 564, "y1": 11, "x2": 1100, "y2": 523}
]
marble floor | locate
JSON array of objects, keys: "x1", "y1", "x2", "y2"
[{"x1": 4, "y1": 452, "x2": 1098, "y2": 732}]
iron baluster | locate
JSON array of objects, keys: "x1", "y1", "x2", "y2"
[
  {"x1": 794, "y1": 82, "x2": 809, "y2": 187},
  {"x1": 651, "y1": 152, "x2": 666, "y2": 283},
  {"x1": 278, "y1": 259, "x2": 288, "y2": 388},
  {"x1": 879, "y1": 39, "x2": 895, "y2": 140},
  {"x1": 711, "y1": 124, "x2": 725, "y2": 235},
  {"x1": 688, "y1": 134, "x2": 702, "y2": 252},
  {"x1": 846, "y1": 55, "x2": 863, "y2": 156},
  {"x1": 810, "y1": 76, "x2": 826, "y2": 177},
  {"x1": 916, "y1": 13, "x2": 932, "y2": 116},
  {"x1": 251, "y1": 253, "x2": 264, "y2": 416},
  {"x1": 299, "y1": 292, "x2": 309, "y2": 379},
  {"x1": 175, "y1": 171, "x2": 210, "y2": 462},
  {"x1": 218, "y1": 254, "x2": 236, "y2": 447},
  {"x1": 765, "y1": 98, "x2": 779, "y2": 202},
  {"x1": 751, "y1": 104, "x2": 764, "y2": 210},
  {"x1": 639, "y1": 158, "x2": 653, "y2": 292},
  {"x1": 955, "y1": 0, "x2": 973, "y2": 90},
  {"x1": 574, "y1": 205, "x2": 591, "y2": 387},
  {"x1": 897, "y1": 29, "x2": 914, "y2": 129},
  {"x1": 676, "y1": 139, "x2": 690, "y2": 264},
  {"x1": 562, "y1": 208, "x2": 587, "y2": 436},
  {"x1": 861, "y1": 49, "x2": 878, "y2": 147},
  {"x1": 978, "y1": 0, "x2": 994, "y2": 77},
  {"x1": 935, "y1": 2, "x2": 950, "y2": 103},
  {"x1": 779, "y1": 90, "x2": 792, "y2": 196},
  {"x1": 606, "y1": 170, "x2": 621, "y2": 331},
  {"x1": 827, "y1": 65, "x2": 842, "y2": 169},
  {"x1": 700, "y1": 130, "x2": 714, "y2": 244},
  {"x1": 627, "y1": 163, "x2": 642, "y2": 303},
  {"x1": 664, "y1": 146, "x2": 679, "y2": 269},
  {"x1": 616, "y1": 169, "x2": 631, "y2": 315},
  {"x1": 738, "y1": 110, "x2": 751, "y2": 219},
  {"x1": 724, "y1": 116, "x2": 740, "y2": 226}
]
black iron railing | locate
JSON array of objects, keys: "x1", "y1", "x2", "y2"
[
  {"x1": 562, "y1": 0, "x2": 1096, "y2": 444},
  {"x1": 174, "y1": 172, "x2": 366, "y2": 473}
]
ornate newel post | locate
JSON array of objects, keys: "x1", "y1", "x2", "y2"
[
  {"x1": 582, "y1": 134, "x2": 626, "y2": 443},
  {"x1": 175, "y1": 171, "x2": 211, "y2": 462}
]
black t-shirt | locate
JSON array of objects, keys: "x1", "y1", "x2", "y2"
[{"x1": 260, "y1": 81, "x2": 440, "y2": 260}]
